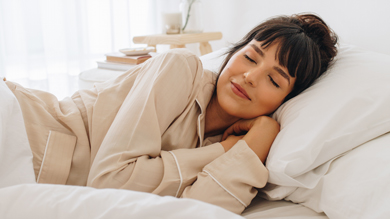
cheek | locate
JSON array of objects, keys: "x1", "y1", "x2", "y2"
[
  {"x1": 265, "y1": 100, "x2": 283, "y2": 113},
  {"x1": 218, "y1": 65, "x2": 234, "y2": 85},
  {"x1": 218, "y1": 68, "x2": 229, "y2": 81},
  {"x1": 220, "y1": 56, "x2": 243, "y2": 77},
  {"x1": 252, "y1": 90, "x2": 285, "y2": 115}
]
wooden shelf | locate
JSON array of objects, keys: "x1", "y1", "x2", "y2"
[{"x1": 133, "y1": 32, "x2": 223, "y2": 55}]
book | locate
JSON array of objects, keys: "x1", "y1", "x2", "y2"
[
  {"x1": 96, "y1": 60, "x2": 137, "y2": 71},
  {"x1": 105, "y1": 52, "x2": 152, "y2": 64}
]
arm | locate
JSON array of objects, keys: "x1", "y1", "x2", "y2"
[
  {"x1": 87, "y1": 50, "x2": 224, "y2": 195},
  {"x1": 221, "y1": 116, "x2": 280, "y2": 162}
]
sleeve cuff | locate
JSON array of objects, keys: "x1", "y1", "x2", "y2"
[
  {"x1": 169, "y1": 143, "x2": 225, "y2": 189},
  {"x1": 203, "y1": 140, "x2": 269, "y2": 206}
]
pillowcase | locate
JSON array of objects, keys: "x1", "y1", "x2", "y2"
[
  {"x1": 0, "y1": 79, "x2": 36, "y2": 188},
  {"x1": 285, "y1": 132, "x2": 390, "y2": 218},
  {"x1": 261, "y1": 45, "x2": 390, "y2": 199}
]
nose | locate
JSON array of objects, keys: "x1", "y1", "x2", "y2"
[{"x1": 243, "y1": 69, "x2": 259, "y2": 87}]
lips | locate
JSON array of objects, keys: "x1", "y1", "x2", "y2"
[{"x1": 231, "y1": 82, "x2": 251, "y2": 100}]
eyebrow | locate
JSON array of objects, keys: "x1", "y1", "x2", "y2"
[
  {"x1": 250, "y1": 44, "x2": 264, "y2": 57},
  {"x1": 250, "y1": 43, "x2": 291, "y2": 85},
  {"x1": 274, "y1": 67, "x2": 290, "y2": 85}
]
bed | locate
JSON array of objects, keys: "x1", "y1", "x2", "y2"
[{"x1": 1, "y1": 43, "x2": 390, "y2": 218}]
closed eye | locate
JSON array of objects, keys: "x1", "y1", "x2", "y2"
[
  {"x1": 268, "y1": 75, "x2": 280, "y2": 88},
  {"x1": 244, "y1": 55, "x2": 256, "y2": 64}
]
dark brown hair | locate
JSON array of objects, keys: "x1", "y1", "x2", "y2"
[{"x1": 218, "y1": 13, "x2": 338, "y2": 102}]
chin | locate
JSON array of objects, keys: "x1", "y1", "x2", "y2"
[{"x1": 225, "y1": 106, "x2": 257, "y2": 119}]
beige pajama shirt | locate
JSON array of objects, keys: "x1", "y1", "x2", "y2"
[{"x1": 6, "y1": 49, "x2": 268, "y2": 214}]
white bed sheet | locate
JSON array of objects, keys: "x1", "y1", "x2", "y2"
[
  {"x1": 0, "y1": 183, "x2": 244, "y2": 219},
  {"x1": 0, "y1": 183, "x2": 329, "y2": 219},
  {"x1": 242, "y1": 196, "x2": 328, "y2": 219},
  {"x1": 0, "y1": 80, "x2": 36, "y2": 189}
]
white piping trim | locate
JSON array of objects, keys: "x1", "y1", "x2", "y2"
[
  {"x1": 203, "y1": 169, "x2": 247, "y2": 207},
  {"x1": 195, "y1": 99, "x2": 204, "y2": 147},
  {"x1": 37, "y1": 131, "x2": 52, "y2": 183},
  {"x1": 168, "y1": 151, "x2": 183, "y2": 198}
]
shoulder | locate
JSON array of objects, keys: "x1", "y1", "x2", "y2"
[
  {"x1": 148, "y1": 49, "x2": 204, "y2": 86},
  {"x1": 154, "y1": 49, "x2": 201, "y2": 70},
  {"x1": 162, "y1": 48, "x2": 198, "y2": 59}
]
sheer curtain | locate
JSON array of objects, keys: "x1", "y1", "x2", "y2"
[{"x1": 0, "y1": 0, "x2": 179, "y2": 99}]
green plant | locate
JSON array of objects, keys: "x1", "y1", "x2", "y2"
[{"x1": 182, "y1": 0, "x2": 195, "y2": 31}]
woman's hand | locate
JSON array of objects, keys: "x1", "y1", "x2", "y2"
[
  {"x1": 222, "y1": 118, "x2": 257, "y2": 141},
  {"x1": 221, "y1": 116, "x2": 280, "y2": 163}
]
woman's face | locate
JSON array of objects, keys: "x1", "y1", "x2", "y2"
[{"x1": 216, "y1": 40, "x2": 296, "y2": 119}]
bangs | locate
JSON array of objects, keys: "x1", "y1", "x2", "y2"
[{"x1": 254, "y1": 25, "x2": 321, "y2": 83}]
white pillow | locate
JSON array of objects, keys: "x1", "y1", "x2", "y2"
[
  {"x1": 285, "y1": 132, "x2": 390, "y2": 218},
  {"x1": 200, "y1": 47, "x2": 228, "y2": 74},
  {"x1": 199, "y1": 45, "x2": 390, "y2": 201},
  {"x1": 0, "y1": 80, "x2": 36, "y2": 188},
  {"x1": 262, "y1": 45, "x2": 390, "y2": 198}
]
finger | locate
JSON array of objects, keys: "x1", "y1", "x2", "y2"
[
  {"x1": 222, "y1": 120, "x2": 252, "y2": 141},
  {"x1": 222, "y1": 125, "x2": 235, "y2": 141},
  {"x1": 231, "y1": 120, "x2": 252, "y2": 134},
  {"x1": 222, "y1": 133, "x2": 227, "y2": 141}
]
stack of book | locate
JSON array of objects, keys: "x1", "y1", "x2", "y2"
[{"x1": 97, "y1": 52, "x2": 152, "y2": 71}]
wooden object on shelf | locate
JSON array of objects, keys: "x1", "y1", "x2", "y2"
[{"x1": 133, "y1": 32, "x2": 223, "y2": 55}]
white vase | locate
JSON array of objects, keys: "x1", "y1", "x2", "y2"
[{"x1": 180, "y1": 0, "x2": 203, "y2": 33}]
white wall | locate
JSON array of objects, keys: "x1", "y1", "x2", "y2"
[{"x1": 199, "y1": 0, "x2": 390, "y2": 55}]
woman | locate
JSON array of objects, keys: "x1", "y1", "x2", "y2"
[{"x1": 4, "y1": 13, "x2": 337, "y2": 214}]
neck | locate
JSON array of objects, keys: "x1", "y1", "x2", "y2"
[{"x1": 204, "y1": 93, "x2": 240, "y2": 138}]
